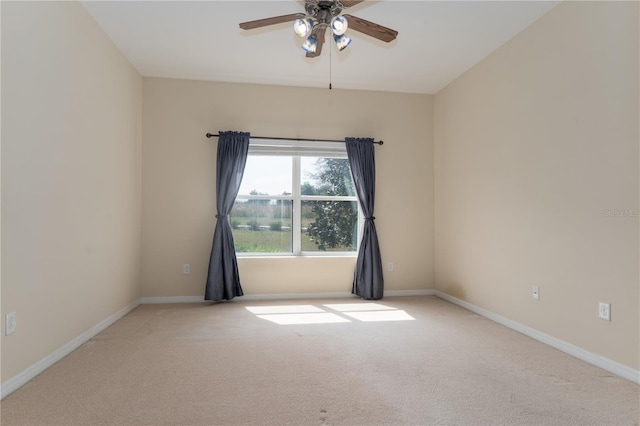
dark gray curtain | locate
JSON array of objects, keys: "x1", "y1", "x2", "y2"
[
  {"x1": 346, "y1": 137, "x2": 384, "y2": 299},
  {"x1": 205, "y1": 131, "x2": 250, "y2": 301}
]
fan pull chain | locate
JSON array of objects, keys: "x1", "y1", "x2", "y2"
[{"x1": 329, "y1": 39, "x2": 333, "y2": 90}]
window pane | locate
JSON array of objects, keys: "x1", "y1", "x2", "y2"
[
  {"x1": 239, "y1": 156, "x2": 292, "y2": 196},
  {"x1": 230, "y1": 200, "x2": 293, "y2": 253},
  {"x1": 301, "y1": 200, "x2": 358, "y2": 252},
  {"x1": 301, "y1": 157, "x2": 355, "y2": 197}
]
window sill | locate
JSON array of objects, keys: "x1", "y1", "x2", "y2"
[{"x1": 237, "y1": 253, "x2": 357, "y2": 259}]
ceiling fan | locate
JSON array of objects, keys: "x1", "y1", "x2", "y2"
[{"x1": 239, "y1": 0, "x2": 398, "y2": 58}]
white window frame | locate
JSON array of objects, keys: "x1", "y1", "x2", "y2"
[{"x1": 235, "y1": 139, "x2": 362, "y2": 257}]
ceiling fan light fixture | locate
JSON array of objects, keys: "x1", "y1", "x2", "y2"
[
  {"x1": 334, "y1": 33, "x2": 352, "y2": 51},
  {"x1": 239, "y1": 2, "x2": 398, "y2": 58},
  {"x1": 330, "y1": 15, "x2": 348, "y2": 36},
  {"x1": 293, "y1": 18, "x2": 313, "y2": 37},
  {"x1": 301, "y1": 35, "x2": 318, "y2": 53}
]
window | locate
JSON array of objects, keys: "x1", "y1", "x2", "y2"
[{"x1": 229, "y1": 140, "x2": 361, "y2": 256}]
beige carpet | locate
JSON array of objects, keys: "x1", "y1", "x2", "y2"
[{"x1": 1, "y1": 296, "x2": 638, "y2": 425}]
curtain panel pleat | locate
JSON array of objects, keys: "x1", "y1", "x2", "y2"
[
  {"x1": 346, "y1": 137, "x2": 384, "y2": 299},
  {"x1": 205, "y1": 131, "x2": 250, "y2": 301}
]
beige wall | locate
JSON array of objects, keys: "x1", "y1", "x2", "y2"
[
  {"x1": 142, "y1": 78, "x2": 434, "y2": 297},
  {"x1": 434, "y1": 1, "x2": 639, "y2": 370},
  {"x1": 3, "y1": 0, "x2": 635, "y2": 393},
  {"x1": 1, "y1": 2, "x2": 142, "y2": 381}
]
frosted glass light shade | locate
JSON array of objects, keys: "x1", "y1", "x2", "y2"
[
  {"x1": 330, "y1": 16, "x2": 348, "y2": 36},
  {"x1": 302, "y1": 35, "x2": 318, "y2": 53},
  {"x1": 293, "y1": 18, "x2": 313, "y2": 37},
  {"x1": 334, "y1": 34, "x2": 352, "y2": 51}
]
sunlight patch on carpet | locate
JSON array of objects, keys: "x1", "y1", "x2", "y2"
[
  {"x1": 246, "y1": 302, "x2": 416, "y2": 324},
  {"x1": 246, "y1": 305, "x2": 324, "y2": 314},
  {"x1": 341, "y1": 310, "x2": 415, "y2": 322},
  {"x1": 256, "y1": 313, "x2": 351, "y2": 325},
  {"x1": 323, "y1": 303, "x2": 396, "y2": 312}
]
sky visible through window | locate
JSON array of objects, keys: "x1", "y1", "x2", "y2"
[{"x1": 238, "y1": 156, "x2": 324, "y2": 196}]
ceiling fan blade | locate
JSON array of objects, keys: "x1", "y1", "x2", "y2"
[
  {"x1": 305, "y1": 26, "x2": 327, "y2": 58},
  {"x1": 342, "y1": 14, "x2": 398, "y2": 42},
  {"x1": 339, "y1": 0, "x2": 365, "y2": 8},
  {"x1": 239, "y1": 13, "x2": 305, "y2": 30}
]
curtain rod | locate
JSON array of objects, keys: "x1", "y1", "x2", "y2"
[{"x1": 205, "y1": 133, "x2": 383, "y2": 145}]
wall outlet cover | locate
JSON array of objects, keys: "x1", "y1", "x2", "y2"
[
  {"x1": 598, "y1": 302, "x2": 611, "y2": 321},
  {"x1": 6, "y1": 312, "x2": 16, "y2": 335}
]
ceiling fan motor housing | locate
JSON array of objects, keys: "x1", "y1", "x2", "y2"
[{"x1": 305, "y1": 0, "x2": 344, "y2": 23}]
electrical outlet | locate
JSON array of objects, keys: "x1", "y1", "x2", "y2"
[
  {"x1": 183, "y1": 264, "x2": 191, "y2": 275},
  {"x1": 598, "y1": 302, "x2": 611, "y2": 321},
  {"x1": 5, "y1": 312, "x2": 16, "y2": 335},
  {"x1": 387, "y1": 262, "x2": 394, "y2": 272},
  {"x1": 532, "y1": 286, "x2": 539, "y2": 300}
]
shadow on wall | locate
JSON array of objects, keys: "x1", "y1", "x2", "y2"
[{"x1": 442, "y1": 282, "x2": 466, "y2": 300}]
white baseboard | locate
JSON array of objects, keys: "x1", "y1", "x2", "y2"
[
  {"x1": 141, "y1": 289, "x2": 435, "y2": 304},
  {"x1": 385, "y1": 289, "x2": 436, "y2": 297},
  {"x1": 240, "y1": 292, "x2": 355, "y2": 301},
  {"x1": 140, "y1": 296, "x2": 208, "y2": 304},
  {"x1": 434, "y1": 291, "x2": 640, "y2": 385},
  {"x1": 142, "y1": 293, "x2": 355, "y2": 303},
  {"x1": 240, "y1": 290, "x2": 435, "y2": 300},
  {"x1": 0, "y1": 299, "x2": 141, "y2": 400}
]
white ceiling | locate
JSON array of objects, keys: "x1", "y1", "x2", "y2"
[{"x1": 81, "y1": 0, "x2": 559, "y2": 95}]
